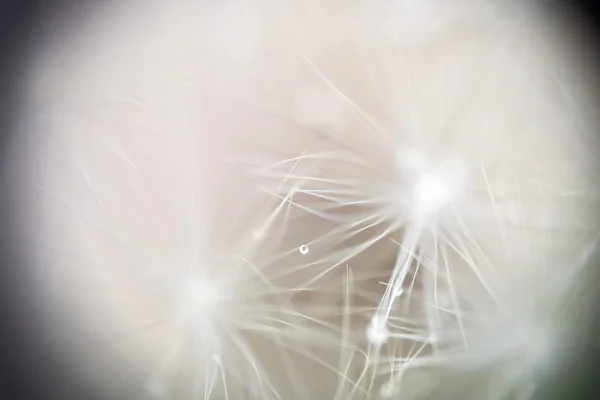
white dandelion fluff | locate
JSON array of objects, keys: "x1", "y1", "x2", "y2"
[{"x1": 10, "y1": 0, "x2": 600, "y2": 399}]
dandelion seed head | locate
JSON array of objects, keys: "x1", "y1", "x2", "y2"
[
  {"x1": 395, "y1": 148, "x2": 468, "y2": 222},
  {"x1": 367, "y1": 316, "x2": 390, "y2": 346},
  {"x1": 416, "y1": 173, "x2": 454, "y2": 212},
  {"x1": 412, "y1": 163, "x2": 466, "y2": 221},
  {"x1": 180, "y1": 275, "x2": 223, "y2": 323}
]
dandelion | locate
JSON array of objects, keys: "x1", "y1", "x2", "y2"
[{"x1": 17, "y1": 0, "x2": 600, "y2": 399}]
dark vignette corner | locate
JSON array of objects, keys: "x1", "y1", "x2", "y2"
[{"x1": 0, "y1": 2, "x2": 103, "y2": 400}]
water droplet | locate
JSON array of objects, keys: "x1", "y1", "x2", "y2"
[{"x1": 299, "y1": 245, "x2": 309, "y2": 255}]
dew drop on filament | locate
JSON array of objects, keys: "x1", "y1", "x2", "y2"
[{"x1": 299, "y1": 244, "x2": 309, "y2": 255}]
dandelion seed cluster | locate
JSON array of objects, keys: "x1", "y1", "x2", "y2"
[{"x1": 17, "y1": 1, "x2": 600, "y2": 400}]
